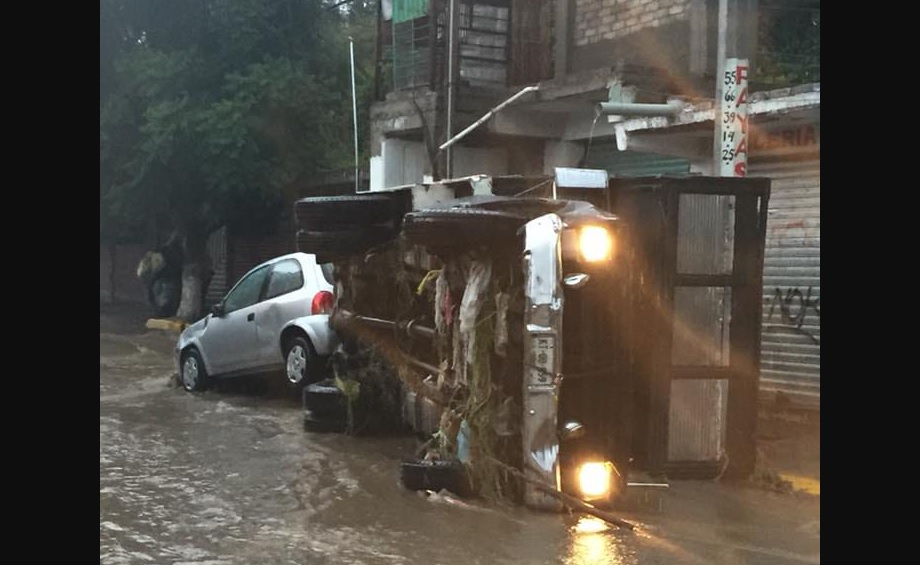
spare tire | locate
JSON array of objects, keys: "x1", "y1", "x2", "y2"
[{"x1": 402, "y1": 208, "x2": 526, "y2": 250}]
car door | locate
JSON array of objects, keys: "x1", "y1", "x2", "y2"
[
  {"x1": 200, "y1": 263, "x2": 272, "y2": 375},
  {"x1": 254, "y1": 257, "x2": 311, "y2": 366}
]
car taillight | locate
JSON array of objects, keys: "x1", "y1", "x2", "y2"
[{"x1": 311, "y1": 290, "x2": 335, "y2": 315}]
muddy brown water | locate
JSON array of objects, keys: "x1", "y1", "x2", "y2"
[{"x1": 100, "y1": 315, "x2": 819, "y2": 565}]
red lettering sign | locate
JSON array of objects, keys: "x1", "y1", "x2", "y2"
[{"x1": 736, "y1": 137, "x2": 747, "y2": 156}]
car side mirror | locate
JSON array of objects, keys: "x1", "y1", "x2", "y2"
[{"x1": 211, "y1": 302, "x2": 225, "y2": 317}]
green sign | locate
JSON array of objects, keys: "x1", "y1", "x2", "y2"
[{"x1": 393, "y1": 0, "x2": 428, "y2": 23}]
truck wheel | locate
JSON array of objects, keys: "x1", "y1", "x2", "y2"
[
  {"x1": 303, "y1": 409, "x2": 347, "y2": 433},
  {"x1": 398, "y1": 458, "x2": 473, "y2": 498},
  {"x1": 294, "y1": 194, "x2": 410, "y2": 231},
  {"x1": 402, "y1": 208, "x2": 526, "y2": 250},
  {"x1": 296, "y1": 226, "x2": 398, "y2": 262},
  {"x1": 302, "y1": 379, "x2": 348, "y2": 420}
]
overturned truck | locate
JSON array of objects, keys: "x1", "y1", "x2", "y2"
[{"x1": 294, "y1": 171, "x2": 770, "y2": 512}]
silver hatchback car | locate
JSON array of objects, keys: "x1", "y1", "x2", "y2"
[{"x1": 175, "y1": 252, "x2": 340, "y2": 393}]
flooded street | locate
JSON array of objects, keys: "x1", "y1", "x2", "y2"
[{"x1": 101, "y1": 312, "x2": 819, "y2": 565}]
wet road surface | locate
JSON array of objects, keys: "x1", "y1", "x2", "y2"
[{"x1": 100, "y1": 323, "x2": 819, "y2": 565}]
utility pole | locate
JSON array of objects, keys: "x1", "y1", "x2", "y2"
[
  {"x1": 713, "y1": 0, "x2": 728, "y2": 176},
  {"x1": 713, "y1": 0, "x2": 749, "y2": 178}
]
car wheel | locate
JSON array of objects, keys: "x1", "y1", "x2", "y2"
[
  {"x1": 402, "y1": 208, "x2": 526, "y2": 251},
  {"x1": 398, "y1": 458, "x2": 473, "y2": 498},
  {"x1": 284, "y1": 336, "x2": 316, "y2": 389},
  {"x1": 180, "y1": 348, "x2": 209, "y2": 392}
]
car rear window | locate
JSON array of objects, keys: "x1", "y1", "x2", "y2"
[{"x1": 265, "y1": 259, "x2": 304, "y2": 299}]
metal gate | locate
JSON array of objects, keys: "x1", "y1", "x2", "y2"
[{"x1": 609, "y1": 176, "x2": 770, "y2": 479}]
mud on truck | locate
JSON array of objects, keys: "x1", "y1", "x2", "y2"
[
  {"x1": 291, "y1": 172, "x2": 640, "y2": 514},
  {"x1": 292, "y1": 170, "x2": 770, "y2": 518}
]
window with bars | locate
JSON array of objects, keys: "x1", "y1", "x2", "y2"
[
  {"x1": 391, "y1": 14, "x2": 434, "y2": 90},
  {"x1": 458, "y1": 1, "x2": 509, "y2": 88}
]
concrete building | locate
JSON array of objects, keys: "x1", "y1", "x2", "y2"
[{"x1": 368, "y1": 0, "x2": 820, "y2": 409}]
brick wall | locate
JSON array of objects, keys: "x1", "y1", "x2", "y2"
[{"x1": 574, "y1": 0, "x2": 690, "y2": 46}]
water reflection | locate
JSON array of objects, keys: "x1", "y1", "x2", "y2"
[{"x1": 561, "y1": 516, "x2": 636, "y2": 565}]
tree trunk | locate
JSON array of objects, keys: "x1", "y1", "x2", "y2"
[{"x1": 175, "y1": 230, "x2": 213, "y2": 322}]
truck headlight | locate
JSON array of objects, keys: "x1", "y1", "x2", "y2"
[
  {"x1": 578, "y1": 226, "x2": 613, "y2": 263},
  {"x1": 577, "y1": 461, "x2": 616, "y2": 500}
]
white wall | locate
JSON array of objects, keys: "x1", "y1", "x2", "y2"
[
  {"x1": 380, "y1": 138, "x2": 428, "y2": 190},
  {"x1": 370, "y1": 138, "x2": 511, "y2": 190}
]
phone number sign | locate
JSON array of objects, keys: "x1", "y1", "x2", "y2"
[{"x1": 720, "y1": 58, "x2": 749, "y2": 177}]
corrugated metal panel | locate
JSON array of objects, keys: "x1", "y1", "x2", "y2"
[
  {"x1": 668, "y1": 380, "x2": 727, "y2": 461},
  {"x1": 668, "y1": 194, "x2": 734, "y2": 463},
  {"x1": 676, "y1": 193, "x2": 735, "y2": 276},
  {"x1": 749, "y1": 159, "x2": 820, "y2": 407},
  {"x1": 584, "y1": 146, "x2": 691, "y2": 177}
]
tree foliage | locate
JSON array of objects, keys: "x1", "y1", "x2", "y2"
[
  {"x1": 101, "y1": 0, "x2": 378, "y2": 319},
  {"x1": 100, "y1": 0, "x2": 378, "y2": 243}
]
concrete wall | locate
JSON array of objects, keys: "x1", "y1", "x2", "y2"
[
  {"x1": 373, "y1": 138, "x2": 512, "y2": 189},
  {"x1": 382, "y1": 138, "x2": 430, "y2": 188}
]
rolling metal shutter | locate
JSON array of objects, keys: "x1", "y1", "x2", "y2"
[{"x1": 749, "y1": 158, "x2": 820, "y2": 408}]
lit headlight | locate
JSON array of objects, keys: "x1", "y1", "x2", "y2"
[
  {"x1": 577, "y1": 461, "x2": 616, "y2": 500},
  {"x1": 578, "y1": 226, "x2": 613, "y2": 263}
]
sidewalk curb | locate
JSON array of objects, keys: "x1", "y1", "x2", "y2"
[
  {"x1": 778, "y1": 474, "x2": 820, "y2": 496},
  {"x1": 146, "y1": 318, "x2": 188, "y2": 332}
]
